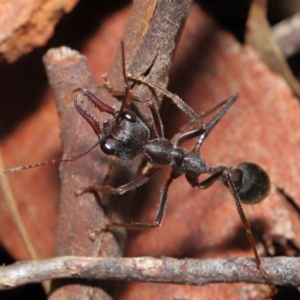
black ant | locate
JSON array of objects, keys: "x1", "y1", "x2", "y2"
[{"x1": 4, "y1": 43, "x2": 275, "y2": 293}]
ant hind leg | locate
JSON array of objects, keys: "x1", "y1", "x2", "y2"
[
  {"x1": 186, "y1": 166, "x2": 276, "y2": 294},
  {"x1": 223, "y1": 168, "x2": 276, "y2": 294}
]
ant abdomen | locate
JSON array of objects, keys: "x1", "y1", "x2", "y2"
[{"x1": 228, "y1": 162, "x2": 271, "y2": 204}]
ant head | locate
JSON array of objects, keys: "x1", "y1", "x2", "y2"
[
  {"x1": 229, "y1": 162, "x2": 271, "y2": 204},
  {"x1": 74, "y1": 88, "x2": 150, "y2": 161}
]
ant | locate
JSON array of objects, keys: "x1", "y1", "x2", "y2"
[{"x1": 4, "y1": 43, "x2": 275, "y2": 293}]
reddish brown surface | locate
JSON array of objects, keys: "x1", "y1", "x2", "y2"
[
  {"x1": 0, "y1": 2, "x2": 299, "y2": 300},
  {"x1": 0, "y1": 91, "x2": 60, "y2": 259}
]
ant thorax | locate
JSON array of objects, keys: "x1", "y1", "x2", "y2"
[{"x1": 143, "y1": 138, "x2": 207, "y2": 176}]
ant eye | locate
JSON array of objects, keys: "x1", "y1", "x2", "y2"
[
  {"x1": 120, "y1": 111, "x2": 137, "y2": 123},
  {"x1": 101, "y1": 141, "x2": 115, "y2": 155}
]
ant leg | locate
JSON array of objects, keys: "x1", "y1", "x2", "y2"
[
  {"x1": 193, "y1": 94, "x2": 238, "y2": 152},
  {"x1": 171, "y1": 99, "x2": 231, "y2": 146},
  {"x1": 125, "y1": 77, "x2": 237, "y2": 148},
  {"x1": 80, "y1": 167, "x2": 162, "y2": 241},
  {"x1": 186, "y1": 168, "x2": 276, "y2": 293},
  {"x1": 185, "y1": 167, "x2": 225, "y2": 189},
  {"x1": 145, "y1": 99, "x2": 164, "y2": 137},
  {"x1": 127, "y1": 93, "x2": 164, "y2": 138},
  {"x1": 101, "y1": 73, "x2": 124, "y2": 97},
  {"x1": 127, "y1": 73, "x2": 206, "y2": 129},
  {"x1": 101, "y1": 73, "x2": 165, "y2": 137},
  {"x1": 101, "y1": 84, "x2": 165, "y2": 138},
  {"x1": 173, "y1": 95, "x2": 238, "y2": 147},
  {"x1": 75, "y1": 167, "x2": 161, "y2": 196},
  {"x1": 114, "y1": 42, "x2": 132, "y2": 119},
  {"x1": 175, "y1": 128, "x2": 205, "y2": 147},
  {"x1": 102, "y1": 43, "x2": 164, "y2": 137},
  {"x1": 222, "y1": 169, "x2": 277, "y2": 294},
  {"x1": 103, "y1": 171, "x2": 180, "y2": 230}
]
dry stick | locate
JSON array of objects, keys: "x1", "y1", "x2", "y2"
[
  {"x1": 0, "y1": 147, "x2": 50, "y2": 292},
  {"x1": 272, "y1": 12, "x2": 300, "y2": 58},
  {"x1": 0, "y1": 256, "x2": 299, "y2": 290},
  {"x1": 0, "y1": 148, "x2": 38, "y2": 259},
  {"x1": 0, "y1": 149, "x2": 38, "y2": 259},
  {"x1": 44, "y1": 48, "x2": 117, "y2": 300}
]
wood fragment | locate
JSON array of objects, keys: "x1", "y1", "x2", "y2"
[
  {"x1": 245, "y1": 0, "x2": 300, "y2": 97},
  {"x1": 272, "y1": 12, "x2": 300, "y2": 58},
  {"x1": 0, "y1": 0, "x2": 78, "y2": 62},
  {"x1": 1, "y1": 256, "x2": 300, "y2": 289}
]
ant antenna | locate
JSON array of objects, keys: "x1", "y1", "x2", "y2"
[
  {"x1": 116, "y1": 41, "x2": 131, "y2": 121},
  {"x1": 4, "y1": 140, "x2": 101, "y2": 174}
]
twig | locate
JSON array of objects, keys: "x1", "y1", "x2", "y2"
[
  {"x1": 245, "y1": 0, "x2": 300, "y2": 97},
  {"x1": 0, "y1": 147, "x2": 50, "y2": 292},
  {"x1": 0, "y1": 256, "x2": 299, "y2": 290},
  {"x1": 0, "y1": 147, "x2": 38, "y2": 260},
  {"x1": 272, "y1": 12, "x2": 300, "y2": 58}
]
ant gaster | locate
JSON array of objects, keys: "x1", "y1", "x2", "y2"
[{"x1": 4, "y1": 43, "x2": 275, "y2": 293}]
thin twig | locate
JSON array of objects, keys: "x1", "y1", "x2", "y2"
[
  {"x1": 272, "y1": 12, "x2": 300, "y2": 58},
  {"x1": 0, "y1": 256, "x2": 299, "y2": 290},
  {"x1": 0, "y1": 146, "x2": 39, "y2": 259}
]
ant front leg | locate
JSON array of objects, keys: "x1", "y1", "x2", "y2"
[
  {"x1": 76, "y1": 167, "x2": 160, "y2": 197},
  {"x1": 127, "y1": 73, "x2": 206, "y2": 129},
  {"x1": 101, "y1": 41, "x2": 164, "y2": 136},
  {"x1": 102, "y1": 75, "x2": 165, "y2": 139}
]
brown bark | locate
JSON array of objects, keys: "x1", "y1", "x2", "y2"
[
  {"x1": 1, "y1": 256, "x2": 300, "y2": 289},
  {"x1": 0, "y1": 0, "x2": 78, "y2": 62}
]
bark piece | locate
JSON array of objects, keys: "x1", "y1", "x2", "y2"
[{"x1": 0, "y1": 0, "x2": 78, "y2": 62}]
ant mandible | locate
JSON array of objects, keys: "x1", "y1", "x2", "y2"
[{"x1": 4, "y1": 43, "x2": 275, "y2": 293}]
